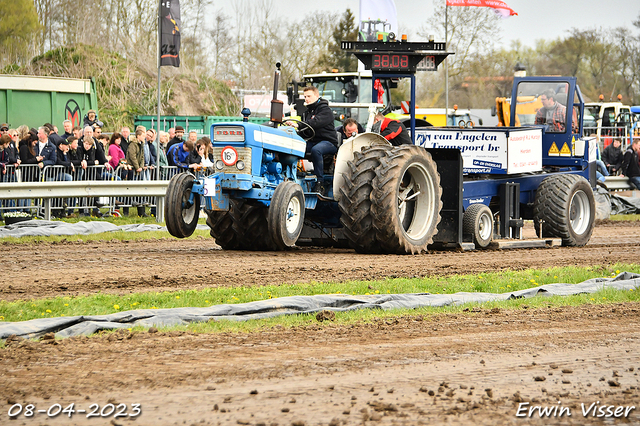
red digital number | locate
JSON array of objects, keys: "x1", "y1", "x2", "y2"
[{"x1": 373, "y1": 54, "x2": 410, "y2": 70}]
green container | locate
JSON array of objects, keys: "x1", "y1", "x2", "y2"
[
  {"x1": 0, "y1": 74, "x2": 97, "y2": 130},
  {"x1": 134, "y1": 115, "x2": 207, "y2": 135},
  {"x1": 135, "y1": 115, "x2": 271, "y2": 137}
]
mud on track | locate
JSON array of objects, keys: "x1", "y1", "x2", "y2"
[
  {"x1": 1, "y1": 220, "x2": 639, "y2": 302},
  {"x1": 1, "y1": 220, "x2": 640, "y2": 425}
]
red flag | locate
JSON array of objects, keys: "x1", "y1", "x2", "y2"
[
  {"x1": 446, "y1": 0, "x2": 517, "y2": 18},
  {"x1": 374, "y1": 79, "x2": 384, "y2": 104}
]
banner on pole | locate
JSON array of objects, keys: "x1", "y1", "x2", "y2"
[
  {"x1": 446, "y1": 0, "x2": 517, "y2": 18},
  {"x1": 358, "y1": 0, "x2": 397, "y2": 41},
  {"x1": 160, "y1": 0, "x2": 181, "y2": 67}
]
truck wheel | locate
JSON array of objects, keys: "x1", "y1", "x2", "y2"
[
  {"x1": 371, "y1": 145, "x2": 442, "y2": 254},
  {"x1": 165, "y1": 173, "x2": 200, "y2": 238},
  {"x1": 533, "y1": 174, "x2": 595, "y2": 247},
  {"x1": 206, "y1": 199, "x2": 277, "y2": 251},
  {"x1": 268, "y1": 181, "x2": 305, "y2": 249},
  {"x1": 463, "y1": 204, "x2": 493, "y2": 249},
  {"x1": 338, "y1": 145, "x2": 392, "y2": 253}
]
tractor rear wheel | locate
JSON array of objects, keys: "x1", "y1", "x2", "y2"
[
  {"x1": 533, "y1": 174, "x2": 595, "y2": 247},
  {"x1": 371, "y1": 145, "x2": 442, "y2": 254},
  {"x1": 206, "y1": 199, "x2": 278, "y2": 251},
  {"x1": 463, "y1": 203, "x2": 493, "y2": 249},
  {"x1": 165, "y1": 173, "x2": 200, "y2": 238},
  {"x1": 268, "y1": 181, "x2": 305, "y2": 249},
  {"x1": 337, "y1": 145, "x2": 392, "y2": 253}
]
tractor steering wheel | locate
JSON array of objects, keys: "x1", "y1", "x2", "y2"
[{"x1": 285, "y1": 118, "x2": 316, "y2": 142}]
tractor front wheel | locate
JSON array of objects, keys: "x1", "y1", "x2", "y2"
[
  {"x1": 165, "y1": 173, "x2": 200, "y2": 238},
  {"x1": 268, "y1": 181, "x2": 305, "y2": 249}
]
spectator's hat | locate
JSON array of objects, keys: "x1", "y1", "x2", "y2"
[
  {"x1": 88, "y1": 109, "x2": 96, "y2": 115},
  {"x1": 175, "y1": 126, "x2": 185, "y2": 132},
  {"x1": 58, "y1": 138, "x2": 70, "y2": 145},
  {"x1": 0, "y1": 123, "x2": 9, "y2": 131}
]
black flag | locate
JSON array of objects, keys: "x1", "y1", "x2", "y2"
[{"x1": 160, "y1": 0, "x2": 181, "y2": 67}]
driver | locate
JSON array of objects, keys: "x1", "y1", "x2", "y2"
[
  {"x1": 285, "y1": 86, "x2": 338, "y2": 194},
  {"x1": 534, "y1": 89, "x2": 566, "y2": 132}
]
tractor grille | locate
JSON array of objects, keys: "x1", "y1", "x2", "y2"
[{"x1": 211, "y1": 147, "x2": 251, "y2": 175}]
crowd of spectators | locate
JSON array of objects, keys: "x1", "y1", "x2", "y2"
[
  {"x1": 0, "y1": 110, "x2": 215, "y2": 219},
  {"x1": 3, "y1": 108, "x2": 633, "y2": 219}
]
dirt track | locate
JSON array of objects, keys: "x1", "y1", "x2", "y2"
[{"x1": 1, "y1": 220, "x2": 640, "y2": 425}]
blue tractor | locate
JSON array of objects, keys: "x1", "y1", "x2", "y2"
[
  {"x1": 164, "y1": 63, "x2": 420, "y2": 251},
  {"x1": 166, "y1": 41, "x2": 597, "y2": 254}
]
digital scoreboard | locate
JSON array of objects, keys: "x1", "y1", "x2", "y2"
[{"x1": 340, "y1": 40, "x2": 450, "y2": 74}]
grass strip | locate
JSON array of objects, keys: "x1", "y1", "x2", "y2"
[{"x1": 1, "y1": 264, "x2": 639, "y2": 325}]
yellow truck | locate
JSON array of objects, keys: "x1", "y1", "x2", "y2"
[{"x1": 386, "y1": 106, "x2": 477, "y2": 127}]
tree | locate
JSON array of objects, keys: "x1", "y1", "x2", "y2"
[
  {"x1": 210, "y1": 11, "x2": 234, "y2": 79},
  {"x1": 415, "y1": 4, "x2": 503, "y2": 108},
  {"x1": 421, "y1": 4, "x2": 502, "y2": 79},
  {"x1": 320, "y1": 8, "x2": 358, "y2": 72},
  {"x1": 0, "y1": 0, "x2": 41, "y2": 67}
]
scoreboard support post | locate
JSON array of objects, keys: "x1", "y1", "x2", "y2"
[{"x1": 341, "y1": 39, "x2": 452, "y2": 144}]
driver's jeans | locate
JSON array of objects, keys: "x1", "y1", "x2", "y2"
[{"x1": 306, "y1": 140, "x2": 337, "y2": 180}]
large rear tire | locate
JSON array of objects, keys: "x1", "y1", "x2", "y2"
[
  {"x1": 165, "y1": 173, "x2": 200, "y2": 238},
  {"x1": 206, "y1": 199, "x2": 278, "y2": 251},
  {"x1": 268, "y1": 181, "x2": 305, "y2": 249},
  {"x1": 371, "y1": 145, "x2": 442, "y2": 254},
  {"x1": 337, "y1": 145, "x2": 392, "y2": 253},
  {"x1": 533, "y1": 174, "x2": 595, "y2": 247},
  {"x1": 463, "y1": 203, "x2": 493, "y2": 249}
]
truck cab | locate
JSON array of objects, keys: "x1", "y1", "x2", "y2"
[
  {"x1": 584, "y1": 99, "x2": 633, "y2": 148},
  {"x1": 288, "y1": 71, "x2": 393, "y2": 126}
]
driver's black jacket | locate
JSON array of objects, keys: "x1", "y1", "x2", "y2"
[{"x1": 301, "y1": 98, "x2": 338, "y2": 146}]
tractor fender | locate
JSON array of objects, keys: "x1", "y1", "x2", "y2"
[{"x1": 333, "y1": 132, "x2": 390, "y2": 202}]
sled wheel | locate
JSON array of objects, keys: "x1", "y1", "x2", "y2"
[
  {"x1": 206, "y1": 199, "x2": 278, "y2": 251},
  {"x1": 463, "y1": 203, "x2": 493, "y2": 249},
  {"x1": 268, "y1": 181, "x2": 305, "y2": 249},
  {"x1": 337, "y1": 145, "x2": 392, "y2": 253},
  {"x1": 372, "y1": 145, "x2": 442, "y2": 254},
  {"x1": 533, "y1": 174, "x2": 595, "y2": 247},
  {"x1": 165, "y1": 173, "x2": 200, "y2": 238}
]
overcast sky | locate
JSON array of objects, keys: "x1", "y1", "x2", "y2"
[{"x1": 214, "y1": 0, "x2": 640, "y2": 48}]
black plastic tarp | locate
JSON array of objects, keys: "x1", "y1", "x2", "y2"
[{"x1": 2, "y1": 273, "x2": 639, "y2": 340}]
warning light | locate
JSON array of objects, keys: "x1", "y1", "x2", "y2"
[
  {"x1": 453, "y1": 104, "x2": 458, "y2": 111},
  {"x1": 378, "y1": 33, "x2": 383, "y2": 41},
  {"x1": 401, "y1": 34, "x2": 407, "y2": 42},
  {"x1": 599, "y1": 94, "x2": 604, "y2": 101},
  {"x1": 617, "y1": 94, "x2": 622, "y2": 101}
]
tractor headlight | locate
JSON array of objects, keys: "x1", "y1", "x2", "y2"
[
  {"x1": 236, "y1": 160, "x2": 245, "y2": 171},
  {"x1": 215, "y1": 160, "x2": 224, "y2": 170}
]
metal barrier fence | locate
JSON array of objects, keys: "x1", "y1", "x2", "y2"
[
  {"x1": 583, "y1": 125, "x2": 631, "y2": 152},
  {"x1": 0, "y1": 165, "x2": 181, "y2": 220}
]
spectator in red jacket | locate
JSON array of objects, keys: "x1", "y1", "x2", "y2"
[{"x1": 372, "y1": 113, "x2": 411, "y2": 146}]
